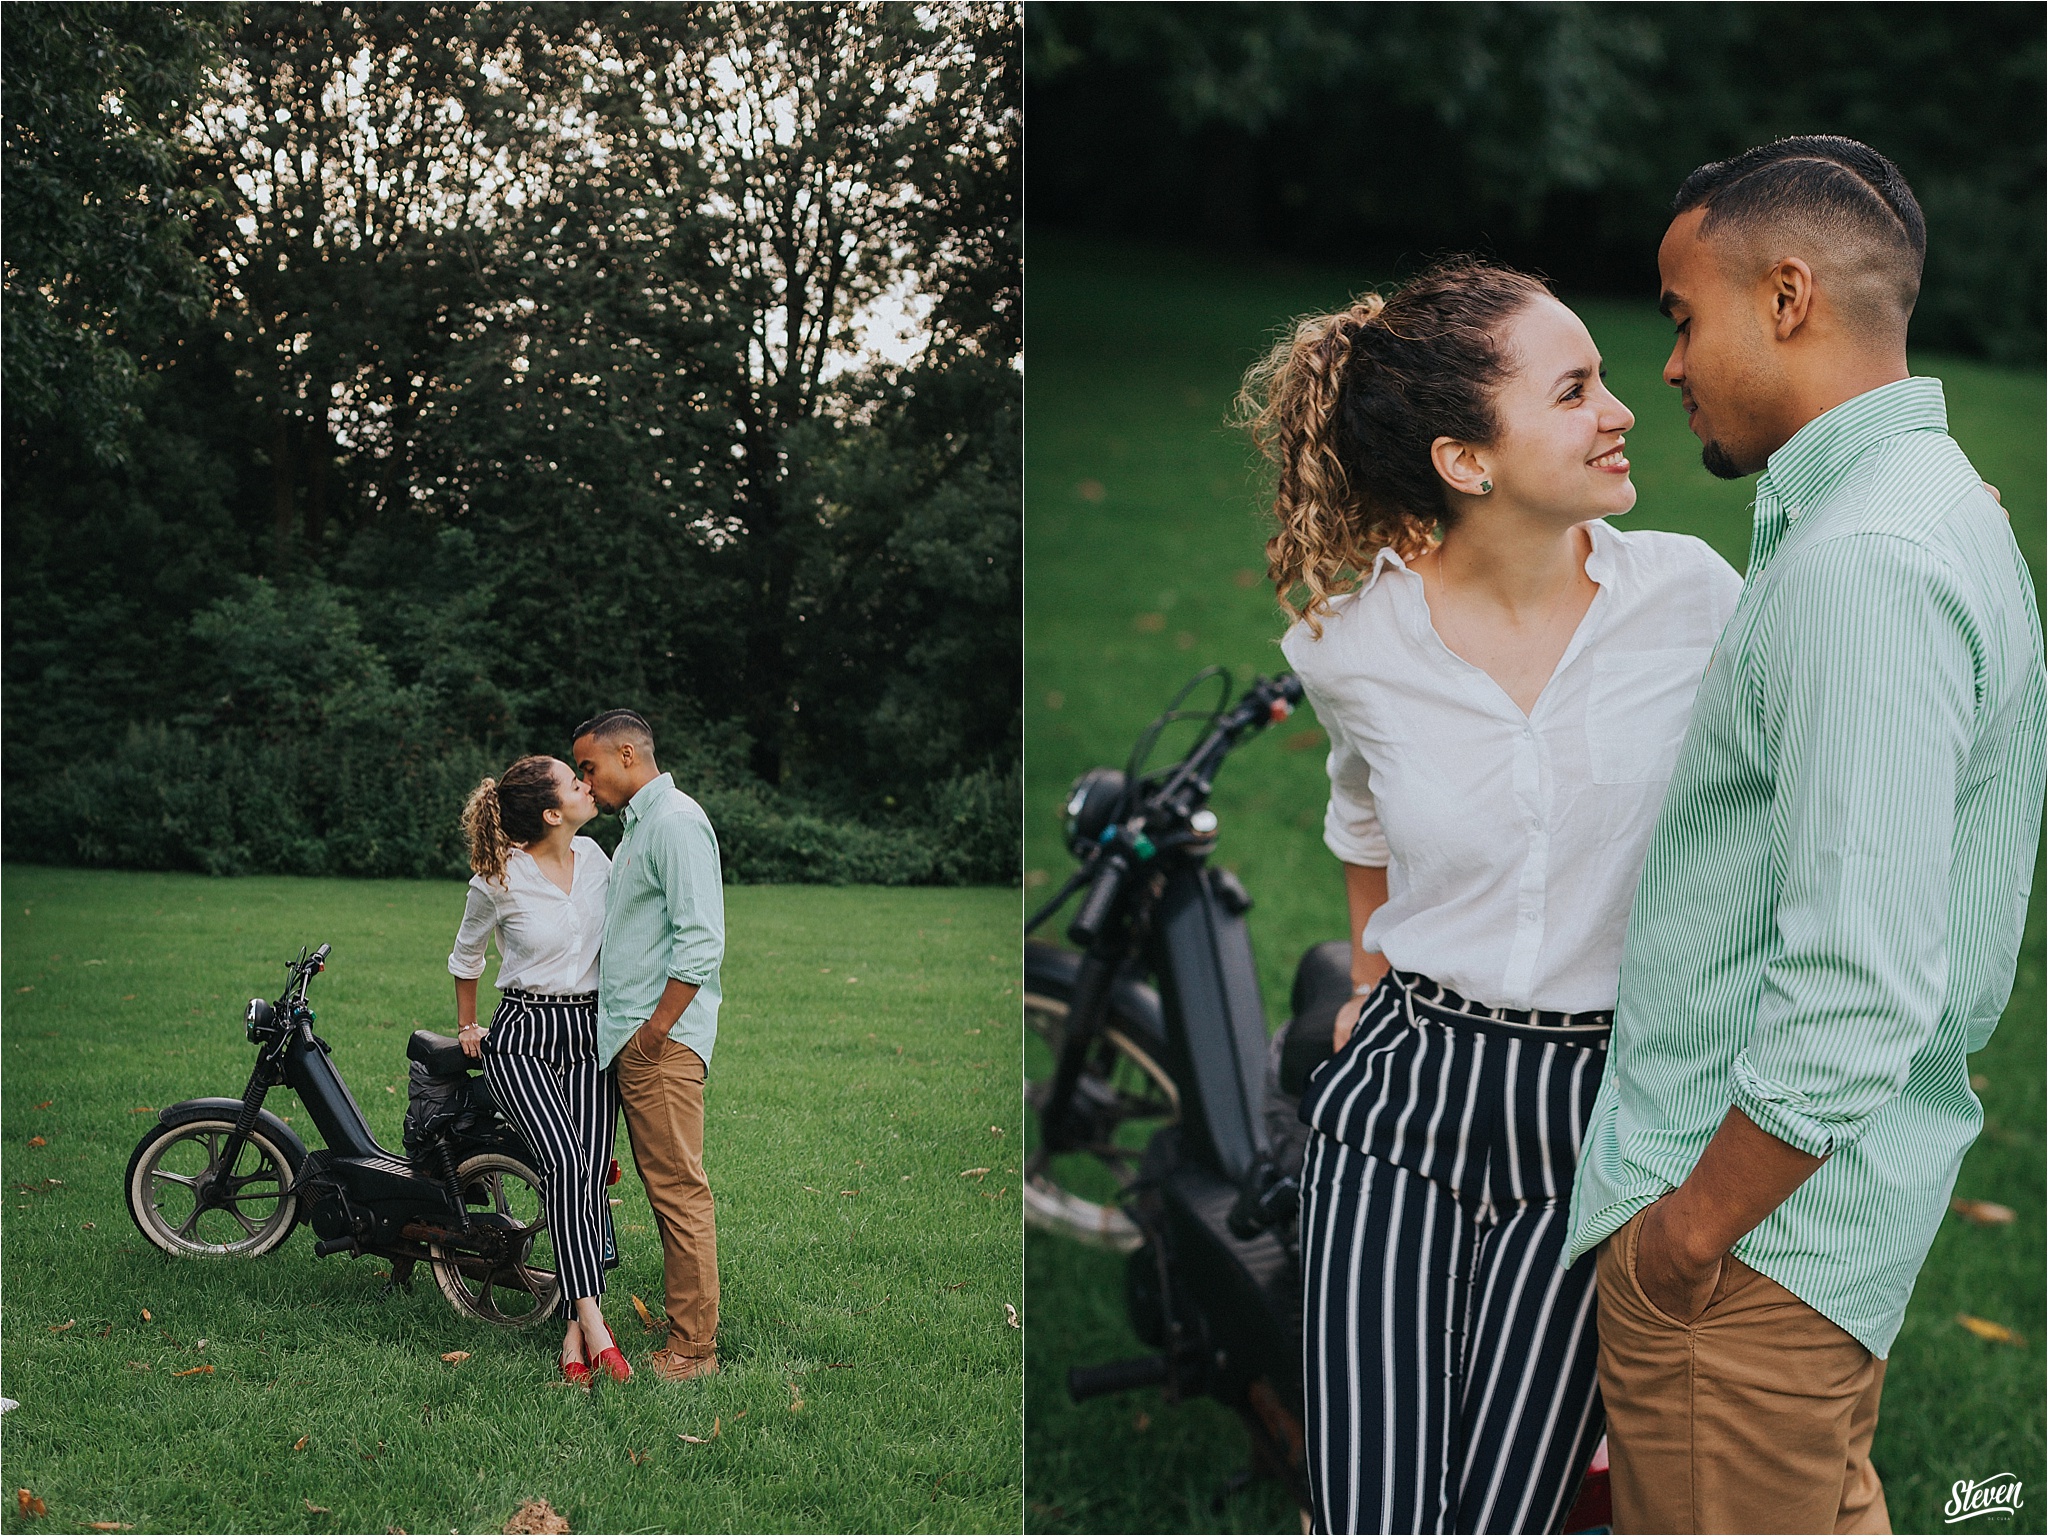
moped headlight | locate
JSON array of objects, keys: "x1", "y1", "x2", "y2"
[
  {"x1": 1064, "y1": 767, "x2": 1128, "y2": 855},
  {"x1": 245, "y1": 997, "x2": 275, "y2": 1042}
]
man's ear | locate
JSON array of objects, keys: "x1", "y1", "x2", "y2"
[
  {"x1": 616, "y1": 740, "x2": 636, "y2": 771},
  {"x1": 1767, "y1": 257, "x2": 1816, "y2": 341}
]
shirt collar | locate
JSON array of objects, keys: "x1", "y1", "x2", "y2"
[
  {"x1": 621, "y1": 772, "x2": 674, "y2": 830},
  {"x1": 1756, "y1": 376, "x2": 1948, "y2": 523},
  {"x1": 1361, "y1": 519, "x2": 1619, "y2": 595}
]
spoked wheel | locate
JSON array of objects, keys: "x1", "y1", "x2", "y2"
[
  {"x1": 429, "y1": 1151, "x2": 563, "y2": 1329},
  {"x1": 1024, "y1": 980, "x2": 1178, "y2": 1252},
  {"x1": 126, "y1": 1118, "x2": 300, "y2": 1258}
]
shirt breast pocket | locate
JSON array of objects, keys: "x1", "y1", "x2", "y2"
[{"x1": 1585, "y1": 648, "x2": 1712, "y2": 785}]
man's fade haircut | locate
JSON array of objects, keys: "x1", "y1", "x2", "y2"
[
  {"x1": 1673, "y1": 135, "x2": 1925, "y2": 338},
  {"x1": 573, "y1": 708, "x2": 656, "y2": 755}
]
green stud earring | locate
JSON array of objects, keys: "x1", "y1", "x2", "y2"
[{"x1": 1479, "y1": 479, "x2": 1493, "y2": 494}]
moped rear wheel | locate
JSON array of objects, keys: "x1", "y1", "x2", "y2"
[
  {"x1": 126, "y1": 1118, "x2": 299, "y2": 1258},
  {"x1": 1025, "y1": 977, "x2": 1178, "y2": 1253},
  {"x1": 428, "y1": 1151, "x2": 563, "y2": 1329}
]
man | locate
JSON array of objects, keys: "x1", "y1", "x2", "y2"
[
  {"x1": 573, "y1": 708, "x2": 725, "y2": 1382},
  {"x1": 1565, "y1": 136, "x2": 2045, "y2": 1534}
]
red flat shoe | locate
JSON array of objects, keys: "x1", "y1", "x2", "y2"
[
  {"x1": 588, "y1": 1324, "x2": 632, "y2": 1382},
  {"x1": 561, "y1": 1358, "x2": 592, "y2": 1388}
]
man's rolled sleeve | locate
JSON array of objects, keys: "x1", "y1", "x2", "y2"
[
  {"x1": 655, "y1": 813, "x2": 725, "y2": 987},
  {"x1": 1732, "y1": 534, "x2": 1973, "y2": 1156}
]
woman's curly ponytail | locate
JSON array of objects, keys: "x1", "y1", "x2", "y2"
[
  {"x1": 461, "y1": 756, "x2": 563, "y2": 884},
  {"x1": 1238, "y1": 257, "x2": 1553, "y2": 635}
]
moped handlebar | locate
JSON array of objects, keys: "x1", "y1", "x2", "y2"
[{"x1": 1066, "y1": 849, "x2": 1132, "y2": 948}]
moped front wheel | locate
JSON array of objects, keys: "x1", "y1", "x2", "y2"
[
  {"x1": 1025, "y1": 966, "x2": 1178, "y2": 1253},
  {"x1": 126, "y1": 1117, "x2": 300, "y2": 1258},
  {"x1": 428, "y1": 1151, "x2": 563, "y2": 1329}
]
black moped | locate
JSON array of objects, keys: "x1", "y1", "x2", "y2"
[
  {"x1": 1026, "y1": 669, "x2": 1609, "y2": 1529},
  {"x1": 124, "y1": 942, "x2": 568, "y2": 1329}
]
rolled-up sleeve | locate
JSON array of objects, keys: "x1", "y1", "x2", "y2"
[
  {"x1": 448, "y1": 880, "x2": 498, "y2": 980},
  {"x1": 1730, "y1": 534, "x2": 1973, "y2": 1157},
  {"x1": 654, "y1": 813, "x2": 725, "y2": 986},
  {"x1": 1315, "y1": 702, "x2": 1390, "y2": 868}
]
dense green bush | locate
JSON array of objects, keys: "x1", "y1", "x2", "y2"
[{"x1": 7, "y1": 726, "x2": 1019, "y2": 887}]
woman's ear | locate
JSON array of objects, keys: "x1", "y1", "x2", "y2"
[{"x1": 1430, "y1": 436, "x2": 1492, "y2": 499}]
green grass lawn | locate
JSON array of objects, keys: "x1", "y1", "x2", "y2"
[
  {"x1": 0, "y1": 868, "x2": 1023, "y2": 1535},
  {"x1": 1022, "y1": 233, "x2": 2046, "y2": 1534}
]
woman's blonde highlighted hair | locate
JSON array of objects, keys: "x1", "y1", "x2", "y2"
[
  {"x1": 461, "y1": 755, "x2": 564, "y2": 884},
  {"x1": 1239, "y1": 257, "x2": 1553, "y2": 634}
]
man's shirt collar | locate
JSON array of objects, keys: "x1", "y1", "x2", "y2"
[
  {"x1": 1757, "y1": 375, "x2": 1948, "y2": 524},
  {"x1": 621, "y1": 772, "x2": 675, "y2": 830}
]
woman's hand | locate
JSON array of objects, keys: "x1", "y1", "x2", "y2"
[
  {"x1": 1331, "y1": 993, "x2": 1368, "y2": 1054},
  {"x1": 459, "y1": 1022, "x2": 485, "y2": 1059}
]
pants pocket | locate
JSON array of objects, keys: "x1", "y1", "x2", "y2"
[{"x1": 1622, "y1": 1206, "x2": 1703, "y2": 1329}]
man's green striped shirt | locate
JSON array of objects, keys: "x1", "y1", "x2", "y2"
[{"x1": 1565, "y1": 377, "x2": 2046, "y2": 1357}]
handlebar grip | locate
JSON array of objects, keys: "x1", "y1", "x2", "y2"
[
  {"x1": 310, "y1": 943, "x2": 331, "y2": 971},
  {"x1": 1066, "y1": 852, "x2": 1131, "y2": 948}
]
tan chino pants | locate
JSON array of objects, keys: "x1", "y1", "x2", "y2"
[
  {"x1": 1596, "y1": 1207, "x2": 1889, "y2": 1535},
  {"x1": 616, "y1": 1033, "x2": 719, "y2": 1358}
]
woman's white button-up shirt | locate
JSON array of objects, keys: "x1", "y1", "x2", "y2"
[
  {"x1": 1280, "y1": 520, "x2": 1742, "y2": 1013},
  {"x1": 447, "y1": 836, "x2": 611, "y2": 994}
]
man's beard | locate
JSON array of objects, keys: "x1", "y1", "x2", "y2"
[{"x1": 1700, "y1": 438, "x2": 1745, "y2": 480}]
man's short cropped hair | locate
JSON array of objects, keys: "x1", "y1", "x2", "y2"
[
  {"x1": 573, "y1": 708, "x2": 656, "y2": 753},
  {"x1": 1673, "y1": 135, "x2": 1925, "y2": 336}
]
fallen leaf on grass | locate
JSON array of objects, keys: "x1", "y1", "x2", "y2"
[
  {"x1": 678, "y1": 1433, "x2": 711, "y2": 1445},
  {"x1": 140, "y1": 1309, "x2": 152, "y2": 1322},
  {"x1": 441, "y1": 1351, "x2": 471, "y2": 1365},
  {"x1": 384, "y1": 1086, "x2": 396, "y2": 1094},
  {"x1": 33, "y1": 1100, "x2": 52, "y2": 1110},
  {"x1": 48, "y1": 1319, "x2": 74, "y2": 1333},
  {"x1": 125, "y1": 1362, "x2": 150, "y2": 1372},
  {"x1": 839, "y1": 1189, "x2": 859, "y2": 1197},
  {"x1": 1004, "y1": 1303, "x2": 1021, "y2": 1329},
  {"x1": 87, "y1": 1522, "x2": 134, "y2": 1530},
  {"x1": 81, "y1": 1222, "x2": 95, "y2": 1230},
  {"x1": 171, "y1": 1365, "x2": 213, "y2": 1377},
  {"x1": 502, "y1": 1498, "x2": 568, "y2": 1534},
  {"x1": 195, "y1": 1339, "x2": 207, "y2": 1351},
  {"x1": 1951, "y1": 1198, "x2": 2016, "y2": 1226},
  {"x1": 802, "y1": 1185, "x2": 821, "y2": 1193},
  {"x1": 989, "y1": 1125, "x2": 1005, "y2": 1137},
  {"x1": 733, "y1": 1410, "x2": 746, "y2": 1420},
  {"x1": 17, "y1": 1489, "x2": 46, "y2": 1517},
  {"x1": 15, "y1": 986, "x2": 31, "y2": 994},
  {"x1": 303, "y1": 1500, "x2": 331, "y2": 1516},
  {"x1": 27, "y1": 1137, "x2": 45, "y2": 1148},
  {"x1": 711, "y1": 1416, "x2": 721, "y2": 1438},
  {"x1": 959, "y1": 1167, "x2": 990, "y2": 1180},
  {"x1": 1135, "y1": 1411, "x2": 1151, "y2": 1432},
  {"x1": 293, "y1": 1435, "x2": 309, "y2": 1451},
  {"x1": 607, "y1": 1197, "x2": 622, "y2": 1206},
  {"x1": 984, "y1": 1187, "x2": 1009, "y2": 1200},
  {"x1": 788, "y1": 1381, "x2": 805, "y2": 1413},
  {"x1": 630, "y1": 1294, "x2": 660, "y2": 1331},
  {"x1": 944, "y1": 1280, "x2": 966, "y2": 1291},
  {"x1": 1958, "y1": 1314, "x2": 2026, "y2": 1347}
]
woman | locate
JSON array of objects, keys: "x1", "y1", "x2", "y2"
[
  {"x1": 449, "y1": 755, "x2": 629, "y2": 1385},
  {"x1": 1243, "y1": 259, "x2": 1742, "y2": 1533}
]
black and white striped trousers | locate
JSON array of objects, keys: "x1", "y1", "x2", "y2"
[
  {"x1": 1298, "y1": 970, "x2": 1610, "y2": 1535},
  {"x1": 482, "y1": 990, "x2": 619, "y2": 1303}
]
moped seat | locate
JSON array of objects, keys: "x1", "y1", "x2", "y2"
[{"x1": 407, "y1": 1030, "x2": 474, "y2": 1077}]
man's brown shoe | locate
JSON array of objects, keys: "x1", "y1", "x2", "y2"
[{"x1": 647, "y1": 1346, "x2": 718, "y2": 1383}]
